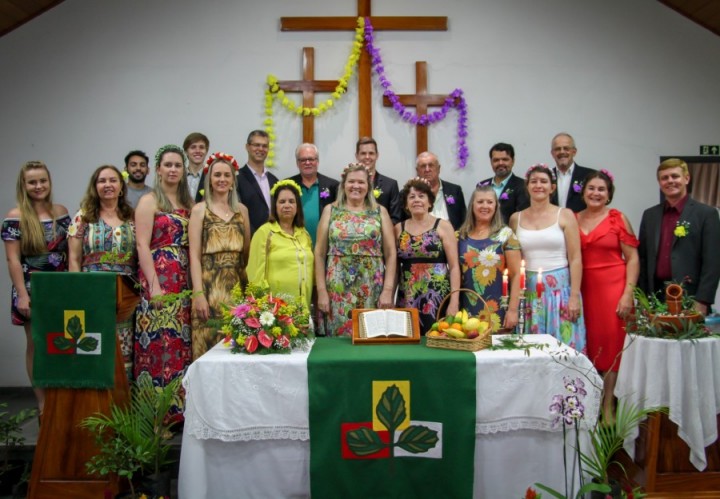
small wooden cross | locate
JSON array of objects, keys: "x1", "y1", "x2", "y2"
[
  {"x1": 382, "y1": 61, "x2": 452, "y2": 157},
  {"x1": 281, "y1": 0, "x2": 447, "y2": 138},
  {"x1": 276, "y1": 47, "x2": 339, "y2": 144}
]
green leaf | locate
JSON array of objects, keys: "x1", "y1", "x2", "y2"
[
  {"x1": 396, "y1": 425, "x2": 438, "y2": 453},
  {"x1": 346, "y1": 427, "x2": 386, "y2": 456},
  {"x1": 53, "y1": 335, "x2": 74, "y2": 351},
  {"x1": 77, "y1": 336, "x2": 99, "y2": 352},
  {"x1": 66, "y1": 315, "x2": 84, "y2": 340},
  {"x1": 375, "y1": 385, "x2": 406, "y2": 434}
]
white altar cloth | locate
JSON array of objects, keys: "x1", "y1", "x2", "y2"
[
  {"x1": 615, "y1": 333, "x2": 720, "y2": 471},
  {"x1": 179, "y1": 335, "x2": 601, "y2": 498}
]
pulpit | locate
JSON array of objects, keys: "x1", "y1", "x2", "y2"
[{"x1": 27, "y1": 273, "x2": 140, "y2": 499}]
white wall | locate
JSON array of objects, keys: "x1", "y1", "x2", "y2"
[{"x1": 1, "y1": 0, "x2": 719, "y2": 385}]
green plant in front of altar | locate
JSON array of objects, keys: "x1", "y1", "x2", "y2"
[
  {"x1": 629, "y1": 286, "x2": 714, "y2": 340},
  {"x1": 221, "y1": 282, "x2": 311, "y2": 354},
  {"x1": 0, "y1": 403, "x2": 37, "y2": 494},
  {"x1": 80, "y1": 376, "x2": 182, "y2": 498}
]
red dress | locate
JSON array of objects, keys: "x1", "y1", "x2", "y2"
[{"x1": 579, "y1": 209, "x2": 639, "y2": 372}]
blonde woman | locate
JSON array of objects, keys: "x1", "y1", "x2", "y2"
[{"x1": 2, "y1": 161, "x2": 70, "y2": 411}]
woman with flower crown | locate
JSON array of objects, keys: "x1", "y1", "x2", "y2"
[
  {"x1": 395, "y1": 177, "x2": 460, "y2": 334},
  {"x1": 2, "y1": 161, "x2": 70, "y2": 413},
  {"x1": 509, "y1": 164, "x2": 586, "y2": 353},
  {"x1": 68, "y1": 164, "x2": 137, "y2": 379},
  {"x1": 576, "y1": 170, "x2": 638, "y2": 420},
  {"x1": 134, "y1": 144, "x2": 194, "y2": 422},
  {"x1": 315, "y1": 163, "x2": 397, "y2": 336},
  {"x1": 189, "y1": 153, "x2": 250, "y2": 360},
  {"x1": 457, "y1": 185, "x2": 522, "y2": 331},
  {"x1": 247, "y1": 179, "x2": 313, "y2": 308}
]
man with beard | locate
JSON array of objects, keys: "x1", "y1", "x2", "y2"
[
  {"x1": 549, "y1": 132, "x2": 595, "y2": 212},
  {"x1": 237, "y1": 130, "x2": 279, "y2": 235},
  {"x1": 183, "y1": 132, "x2": 210, "y2": 201},
  {"x1": 124, "y1": 150, "x2": 151, "y2": 208},
  {"x1": 477, "y1": 142, "x2": 528, "y2": 223}
]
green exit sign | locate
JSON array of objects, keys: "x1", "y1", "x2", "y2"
[{"x1": 699, "y1": 145, "x2": 720, "y2": 155}]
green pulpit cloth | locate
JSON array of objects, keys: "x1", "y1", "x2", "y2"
[
  {"x1": 31, "y1": 272, "x2": 117, "y2": 388},
  {"x1": 308, "y1": 337, "x2": 476, "y2": 499}
]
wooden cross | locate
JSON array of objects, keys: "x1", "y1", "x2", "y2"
[
  {"x1": 281, "y1": 0, "x2": 447, "y2": 138},
  {"x1": 276, "y1": 47, "x2": 339, "y2": 144},
  {"x1": 382, "y1": 61, "x2": 451, "y2": 156}
]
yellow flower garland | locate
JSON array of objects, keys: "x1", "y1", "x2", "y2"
[{"x1": 263, "y1": 17, "x2": 365, "y2": 167}]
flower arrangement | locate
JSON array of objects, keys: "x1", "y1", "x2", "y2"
[
  {"x1": 221, "y1": 283, "x2": 312, "y2": 354},
  {"x1": 629, "y1": 285, "x2": 711, "y2": 339},
  {"x1": 674, "y1": 220, "x2": 690, "y2": 238}
]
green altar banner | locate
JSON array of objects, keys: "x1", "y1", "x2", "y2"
[
  {"x1": 308, "y1": 337, "x2": 476, "y2": 499},
  {"x1": 31, "y1": 272, "x2": 116, "y2": 388}
]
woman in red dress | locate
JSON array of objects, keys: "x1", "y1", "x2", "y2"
[{"x1": 576, "y1": 170, "x2": 639, "y2": 420}]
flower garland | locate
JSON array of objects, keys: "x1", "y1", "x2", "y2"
[
  {"x1": 204, "y1": 152, "x2": 240, "y2": 175},
  {"x1": 270, "y1": 178, "x2": 303, "y2": 197},
  {"x1": 364, "y1": 18, "x2": 469, "y2": 169},
  {"x1": 262, "y1": 17, "x2": 365, "y2": 167}
]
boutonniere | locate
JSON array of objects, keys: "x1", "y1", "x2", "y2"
[
  {"x1": 445, "y1": 194, "x2": 456, "y2": 205},
  {"x1": 121, "y1": 171, "x2": 129, "y2": 182},
  {"x1": 320, "y1": 187, "x2": 330, "y2": 199},
  {"x1": 199, "y1": 189, "x2": 205, "y2": 198},
  {"x1": 500, "y1": 189, "x2": 512, "y2": 201},
  {"x1": 572, "y1": 180, "x2": 583, "y2": 193},
  {"x1": 674, "y1": 220, "x2": 690, "y2": 238},
  {"x1": 373, "y1": 188, "x2": 383, "y2": 199}
]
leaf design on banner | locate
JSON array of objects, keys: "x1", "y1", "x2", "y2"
[
  {"x1": 67, "y1": 315, "x2": 84, "y2": 340},
  {"x1": 396, "y1": 425, "x2": 439, "y2": 453},
  {"x1": 376, "y1": 385, "x2": 406, "y2": 434},
  {"x1": 53, "y1": 336, "x2": 74, "y2": 351},
  {"x1": 77, "y1": 336, "x2": 99, "y2": 352},
  {"x1": 346, "y1": 427, "x2": 386, "y2": 456}
]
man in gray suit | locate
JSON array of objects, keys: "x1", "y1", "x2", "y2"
[{"x1": 638, "y1": 158, "x2": 720, "y2": 314}]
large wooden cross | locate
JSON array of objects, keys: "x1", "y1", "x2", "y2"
[
  {"x1": 281, "y1": 0, "x2": 447, "y2": 138},
  {"x1": 382, "y1": 61, "x2": 451, "y2": 156},
  {"x1": 276, "y1": 47, "x2": 339, "y2": 144}
]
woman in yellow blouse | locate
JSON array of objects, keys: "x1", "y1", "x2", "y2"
[{"x1": 248, "y1": 180, "x2": 314, "y2": 308}]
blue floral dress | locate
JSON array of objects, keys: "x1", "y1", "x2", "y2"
[{"x1": 396, "y1": 219, "x2": 450, "y2": 334}]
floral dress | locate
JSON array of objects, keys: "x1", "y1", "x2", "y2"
[
  {"x1": 324, "y1": 206, "x2": 384, "y2": 337},
  {"x1": 68, "y1": 210, "x2": 137, "y2": 379},
  {"x1": 1, "y1": 215, "x2": 70, "y2": 325},
  {"x1": 396, "y1": 219, "x2": 450, "y2": 334},
  {"x1": 134, "y1": 209, "x2": 191, "y2": 422}
]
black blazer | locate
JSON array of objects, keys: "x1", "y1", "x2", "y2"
[
  {"x1": 478, "y1": 173, "x2": 528, "y2": 224},
  {"x1": 288, "y1": 173, "x2": 339, "y2": 214},
  {"x1": 440, "y1": 180, "x2": 467, "y2": 230},
  {"x1": 550, "y1": 164, "x2": 595, "y2": 213},
  {"x1": 638, "y1": 197, "x2": 720, "y2": 304},
  {"x1": 194, "y1": 171, "x2": 206, "y2": 203},
  {"x1": 373, "y1": 172, "x2": 402, "y2": 224},
  {"x1": 236, "y1": 164, "x2": 279, "y2": 235}
]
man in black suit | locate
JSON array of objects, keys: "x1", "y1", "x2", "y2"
[
  {"x1": 415, "y1": 151, "x2": 466, "y2": 230},
  {"x1": 237, "y1": 130, "x2": 278, "y2": 235},
  {"x1": 355, "y1": 137, "x2": 402, "y2": 224},
  {"x1": 477, "y1": 142, "x2": 528, "y2": 224},
  {"x1": 549, "y1": 132, "x2": 595, "y2": 212},
  {"x1": 182, "y1": 132, "x2": 210, "y2": 202},
  {"x1": 287, "y1": 143, "x2": 339, "y2": 246},
  {"x1": 638, "y1": 158, "x2": 720, "y2": 314}
]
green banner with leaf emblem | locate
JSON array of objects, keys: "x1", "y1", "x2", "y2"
[
  {"x1": 31, "y1": 272, "x2": 116, "y2": 388},
  {"x1": 308, "y1": 337, "x2": 476, "y2": 498}
]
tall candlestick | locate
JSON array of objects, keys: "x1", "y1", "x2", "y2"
[
  {"x1": 519, "y1": 260, "x2": 526, "y2": 290},
  {"x1": 536, "y1": 268, "x2": 544, "y2": 299},
  {"x1": 502, "y1": 269, "x2": 509, "y2": 297}
]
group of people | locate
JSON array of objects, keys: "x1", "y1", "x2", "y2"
[{"x1": 4, "y1": 130, "x2": 719, "y2": 422}]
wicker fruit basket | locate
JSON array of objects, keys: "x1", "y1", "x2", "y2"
[{"x1": 426, "y1": 288, "x2": 492, "y2": 352}]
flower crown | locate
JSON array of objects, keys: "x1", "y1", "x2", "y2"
[
  {"x1": 525, "y1": 163, "x2": 555, "y2": 181},
  {"x1": 342, "y1": 162, "x2": 371, "y2": 178},
  {"x1": 155, "y1": 144, "x2": 186, "y2": 166},
  {"x1": 599, "y1": 168, "x2": 615, "y2": 182},
  {"x1": 270, "y1": 179, "x2": 302, "y2": 198},
  {"x1": 204, "y1": 152, "x2": 240, "y2": 175},
  {"x1": 404, "y1": 176, "x2": 431, "y2": 189}
]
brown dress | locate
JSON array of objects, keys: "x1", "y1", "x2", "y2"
[{"x1": 191, "y1": 208, "x2": 248, "y2": 359}]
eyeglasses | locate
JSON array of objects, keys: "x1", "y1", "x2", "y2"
[
  {"x1": 249, "y1": 142, "x2": 269, "y2": 149},
  {"x1": 297, "y1": 157, "x2": 318, "y2": 163}
]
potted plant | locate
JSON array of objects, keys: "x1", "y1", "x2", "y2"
[
  {"x1": 80, "y1": 376, "x2": 182, "y2": 499},
  {"x1": 0, "y1": 402, "x2": 37, "y2": 496},
  {"x1": 630, "y1": 285, "x2": 708, "y2": 338}
]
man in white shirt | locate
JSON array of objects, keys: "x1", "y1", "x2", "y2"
[
  {"x1": 415, "y1": 151, "x2": 466, "y2": 230},
  {"x1": 183, "y1": 132, "x2": 209, "y2": 201},
  {"x1": 550, "y1": 132, "x2": 595, "y2": 212},
  {"x1": 237, "y1": 130, "x2": 279, "y2": 235}
]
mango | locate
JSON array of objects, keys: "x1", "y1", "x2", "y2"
[{"x1": 463, "y1": 318, "x2": 482, "y2": 333}]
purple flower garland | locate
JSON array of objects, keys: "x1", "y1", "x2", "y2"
[{"x1": 364, "y1": 18, "x2": 469, "y2": 169}]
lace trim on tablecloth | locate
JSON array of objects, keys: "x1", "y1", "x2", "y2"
[{"x1": 187, "y1": 423, "x2": 310, "y2": 442}]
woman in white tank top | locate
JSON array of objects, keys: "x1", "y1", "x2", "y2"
[{"x1": 509, "y1": 164, "x2": 586, "y2": 353}]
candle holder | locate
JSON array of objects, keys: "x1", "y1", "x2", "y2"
[{"x1": 516, "y1": 294, "x2": 527, "y2": 340}]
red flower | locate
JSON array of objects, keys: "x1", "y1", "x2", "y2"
[
  {"x1": 525, "y1": 487, "x2": 538, "y2": 499},
  {"x1": 258, "y1": 330, "x2": 273, "y2": 348},
  {"x1": 244, "y1": 316, "x2": 261, "y2": 328},
  {"x1": 245, "y1": 335, "x2": 258, "y2": 353},
  {"x1": 277, "y1": 335, "x2": 290, "y2": 349}
]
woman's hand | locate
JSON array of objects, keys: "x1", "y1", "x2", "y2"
[
  {"x1": 17, "y1": 295, "x2": 31, "y2": 319},
  {"x1": 568, "y1": 294, "x2": 581, "y2": 322},
  {"x1": 616, "y1": 292, "x2": 633, "y2": 319},
  {"x1": 378, "y1": 288, "x2": 394, "y2": 309},
  {"x1": 317, "y1": 289, "x2": 330, "y2": 314},
  {"x1": 192, "y1": 293, "x2": 210, "y2": 321},
  {"x1": 503, "y1": 308, "x2": 518, "y2": 329}
]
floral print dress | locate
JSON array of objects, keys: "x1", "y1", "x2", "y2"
[
  {"x1": 396, "y1": 219, "x2": 450, "y2": 334},
  {"x1": 458, "y1": 226, "x2": 520, "y2": 330},
  {"x1": 324, "y1": 206, "x2": 384, "y2": 337}
]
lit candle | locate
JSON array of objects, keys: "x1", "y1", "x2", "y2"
[
  {"x1": 519, "y1": 260, "x2": 526, "y2": 290},
  {"x1": 536, "y1": 268, "x2": 544, "y2": 299},
  {"x1": 502, "y1": 269, "x2": 509, "y2": 297}
]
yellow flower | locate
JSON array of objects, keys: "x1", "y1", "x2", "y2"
[
  {"x1": 121, "y1": 170, "x2": 129, "y2": 181},
  {"x1": 674, "y1": 226, "x2": 686, "y2": 237},
  {"x1": 198, "y1": 189, "x2": 205, "y2": 197},
  {"x1": 373, "y1": 188, "x2": 381, "y2": 199}
]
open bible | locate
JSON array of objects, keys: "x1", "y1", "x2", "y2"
[{"x1": 352, "y1": 308, "x2": 421, "y2": 344}]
